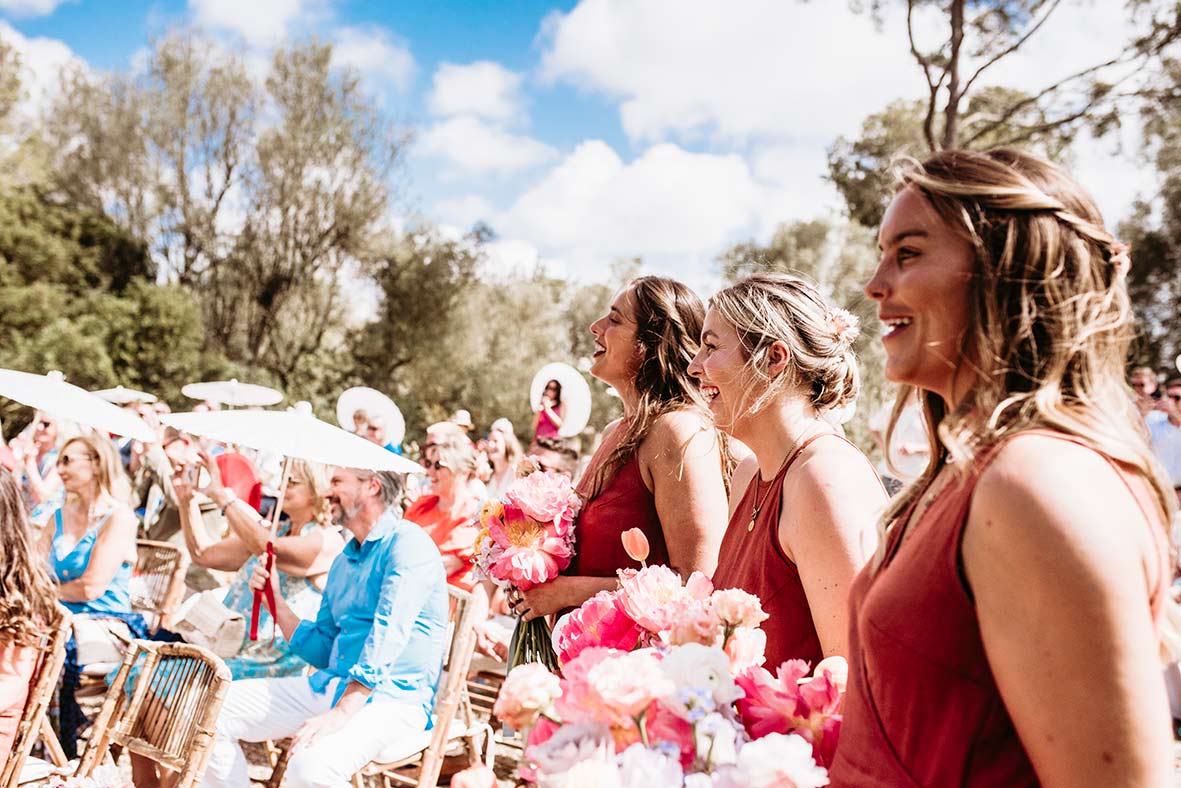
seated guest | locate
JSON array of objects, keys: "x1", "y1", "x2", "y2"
[
  {"x1": 42, "y1": 435, "x2": 141, "y2": 758},
  {"x1": 197, "y1": 469, "x2": 448, "y2": 788},
  {"x1": 689, "y1": 273, "x2": 884, "y2": 668},
  {"x1": 175, "y1": 452, "x2": 344, "y2": 678},
  {"x1": 0, "y1": 468, "x2": 62, "y2": 763},
  {"x1": 404, "y1": 436, "x2": 481, "y2": 590},
  {"x1": 11, "y1": 411, "x2": 65, "y2": 529},
  {"x1": 484, "y1": 420, "x2": 523, "y2": 499}
]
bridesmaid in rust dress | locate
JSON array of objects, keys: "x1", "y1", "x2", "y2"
[
  {"x1": 828, "y1": 150, "x2": 1175, "y2": 787},
  {"x1": 516, "y1": 276, "x2": 734, "y2": 620},
  {"x1": 689, "y1": 273, "x2": 884, "y2": 669}
]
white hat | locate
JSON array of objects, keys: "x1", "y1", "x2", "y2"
[
  {"x1": 490, "y1": 417, "x2": 514, "y2": 435},
  {"x1": 451, "y1": 409, "x2": 473, "y2": 429}
]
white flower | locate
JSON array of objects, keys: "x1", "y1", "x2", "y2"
[
  {"x1": 695, "y1": 712, "x2": 740, "y2": 769},
  {"x1": 733, "y1": 733, "x2": 829, "y2": 788},
  {"x1": 616, "y1": 743, "x2": 684, "y2": 787},
  {"x1": 555, "y1": 758, "x2": 623, "y2": 788},
  {"x1": 659, "y1": 644, "x2": 742, "y2": 721},
  {"x1": 531, "y1": 723, "x2": 615, "y2": 786}
]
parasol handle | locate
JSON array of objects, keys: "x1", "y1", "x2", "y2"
[{"x1": 249, "y1": 456, "x2": 293, "y2": 642}]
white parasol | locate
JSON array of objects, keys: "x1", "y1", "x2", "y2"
[
  {"x1": 530, "y1": 362, "x2": 592, "y2": 438},
  {"x1": 181, "y1": 379, "x2": 283, "y2": 408},
  {"x1": 336, "y1": 387, "x2": 406, "y2": 446},
  {"x1": 92, "y1": 385, "x2": 157, "y2": 405},
  {"x1": 163, "y1": 401, "x2": 421, "y2": 477},
  {"x1": 1176, "y1": 354, "x2": 1181, "y2": 375},
  {"x1": 0, "y1": 369, "x2": 154, "y2": 442}
]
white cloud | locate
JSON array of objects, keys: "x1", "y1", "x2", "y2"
[
  {"x1": 417, "y1": 115, "x2": 558, "y2": 176},
  {"x1": 428, "y1": 61, "x2": 524, "y2": 122},
  {"x1": 501, "y1": 140, "x2": 764, "y2": 261},
  {"x1": 189, "y1": 0, "x2": 321, "y2": 48},
  {"x1": 0, "y1": 21, "x2": 87, "y2": 122},
  {"x1": 332, "y1": 25, "x2": 415, "y2": 93},
  {"x1": 434, "y1": 194, "x2": 495, "y2": 231},
  {"x1": 0, "y1": 0, "x2": 71, "y2": 17}
]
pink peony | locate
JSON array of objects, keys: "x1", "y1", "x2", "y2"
[
  {"x1": 736, "y1": 660, "x2": 843, "y2": 767},
  {"x1": 556, "y1": 590, "x2": 642, "y2": 665},
  {"x1": 617, "y1": 565, "x2": 690, "y2": 633},
  {"x1": 525, "y1": 722, "x2": 615, "y2": 785},
  {"x1": 487, "y1": 504, "x2": 573, "y2": 589},
  {"x1": 684, "y1": 571, "x2": 714, "y2": 600},
  {"x1": 666, "y1": 599, "x2": 722, "y2": 647},
  {"x1": 711, "y1": 588, "x2": 769, "y2": 629},
  {"x1": 814, "y1": 655, "x2": 848, "y2": 695},
  {"x1": 494, "y1": 662, "x2": 561, "y2": 730},
  {"x1": 556, "y1": 647, "x2": 630, "y2": 727},
  {"x1": 723, "y1": 626, "x2": 767, "y2": 673},
  {"x1": 505, "y1": 470, "x2": 581, "y2": 532},
  {"x1": 644, "y1": 700, "x2": 697, "y2": 768},
  {"x1": 585, "y1": 649, "x2": 676, "y2": 722}
]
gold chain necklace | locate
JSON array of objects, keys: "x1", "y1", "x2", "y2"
[{"x1": 747, "y1": 428, "x2": 824, "y2": 532}]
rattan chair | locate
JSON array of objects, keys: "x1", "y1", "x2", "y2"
[
  {"x1": 76, "y1": 641, "x2": 230, "y2": 788},
  {"x1": 1, "y1": 609, "x2": 71, "y2": 788},
  {"x1": 267, "y1": 587, "x2": 493, "y2": 788},
  {"x1": 131, "y1": 540, "x2": 189, "y2": 633}
]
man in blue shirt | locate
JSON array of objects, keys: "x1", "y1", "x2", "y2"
[{"x1": 198, "y1": 468, "x2": 448, "y2": 788}]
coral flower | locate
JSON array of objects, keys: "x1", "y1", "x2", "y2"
[
  {"x1": 621, "y1": 528, "x2": 649, "y2": 565},
  {"x1": 488, "y1": 505, "x2": 572, "y2": 590},
  {"x1": 556, "y1": 590, "x2": 642, "y2": 665}
]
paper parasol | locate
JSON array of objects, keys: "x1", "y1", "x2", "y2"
[
  {"x1": 181, "y1": 379, "x2": 283, "y2": 408},
  {"x1": 0, "y1": 369, "x2": 154, "y2": 442},
  {"x1": 530, "y1": 362, "x2": 592, "y2": 437},
  {"x1": 92, "y1": 385, "x2": 157, "y2": 405}
]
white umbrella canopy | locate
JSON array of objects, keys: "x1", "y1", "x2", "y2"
[
  {"x1": 181, "y1": 379, "x2": 284, "y2": 408},
  {"x1": 1176, "y1": 354, "x2": 1181, "y2": 374},
  {"x1": 92, "y1": 385, "x2": 157, "y2": 405},
  {"x1": 336, "y1": 387, "x2": 406, "y2": 446},
  {"x1": 530, "y1": 362, "x2": 592, "y2": 437},
  {"x1": 0, "y1": 369, "x2": 155, "y2": 442},
  {"x1": 163, "y1": 401, "x2": 422, "y2": 475}
]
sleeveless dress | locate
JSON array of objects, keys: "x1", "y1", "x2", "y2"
[
  {"x1": 828, "y1": 430, "x2": 1171, "y2": 787},
  {"x1": 534, "y1": 408, "x2": 562, "y2": 441},
  {"x1": 219, "y1": 520, "x2": 328, "y2": 680},
  {"x1": 49, "y1": 508, "x2": 132, "y2": 616},
  {"x1": 568, "y1": 453, "x2": 667, "y2": 578},
  {"x1": 404, "y1": 494, "x2": 481, "y2": 590},
  {"x1": 712, "y1": 433, "x2": 861, "y2": 670}
]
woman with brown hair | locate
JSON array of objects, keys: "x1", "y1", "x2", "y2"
[
  {"x1": 829, "y1": 149, "x2": 1176, "y2": 787},
  {"x1": 689, "y1": 273, "x2": 884, "y2": 668},
  {"x1": 0, "y1": 467, "x2": 61, "y2": 762},
  {"x1": 517, "y1": 276, "x2": 734, "y2": 619}
]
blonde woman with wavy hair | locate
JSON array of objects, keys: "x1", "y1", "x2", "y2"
[
  {"x1": 688, "y1": 273, "x2": 884, "y2": 668},
  {"x1": 828, "y1": 149, "x2": 1177, "y2": 788},
  {"x1": 173, "y1": 452, "x2": 343, "y2": 679},
  {"x1": 515, "y1": 276, "x2": 734, "y2": 621}
]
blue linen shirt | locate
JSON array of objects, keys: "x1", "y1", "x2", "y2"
[{"x1": 288, "y1": 510, "x2": 448, "y2": 717}]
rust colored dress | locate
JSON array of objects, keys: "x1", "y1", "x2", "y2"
[
  {"x1": 568, "y1": 446, "x2": 667, "y2": 578},
  {"x1": 828, "y1": 431, "x2": 1171, "y2": 787},
  {"x1": 403, "y1": 494, "x2": 481, "y2": 591},
  {"x1": 713, "y1": 433, "x2": 865, "y2": 671}
]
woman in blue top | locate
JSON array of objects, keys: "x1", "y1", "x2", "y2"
[
  {"x1": 174, "y1": 450, "x2": 343, "y2": 680},
  {"x1": 45, "y1": 435, "x2": 137, "y2": 616}
]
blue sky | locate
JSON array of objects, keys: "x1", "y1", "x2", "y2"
[{"x1": 0, "y1": 0, "x2": 1161, "y2": 291}]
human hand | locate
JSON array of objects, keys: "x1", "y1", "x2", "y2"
[
  {"x1": 171, "y1": 467, "x2": 195, "y2": 507},
  {"x1": 248, "y1": 560, "x2": 278, "y2": 598},
  {"x1": 541, "y1": 397, "x2": 553, "y2": 410},
  {"x1": 474, "y1": 619, "x2": 510, "y2": 661},
  {"x1": 291, "y1": 708, "x2": 347, "y2": 752},
  {"x1": 515, "y1": 579, "x2": 569, "y2": 622},
  {"x1": 196, "y1": 449, "x2": 229, "y2": 502}
]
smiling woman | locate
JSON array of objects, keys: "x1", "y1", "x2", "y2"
[{"x1": 829, "y1": 149, "x2": 1178, "y2": 788}]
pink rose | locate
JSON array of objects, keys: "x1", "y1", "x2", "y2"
[
  {"x1": 710, "y1": 588, "x2": 769, "y2": 629},
  {"x1": 556, "y1": 591, "x2": 642, "y2": 665},
  {"x1": 494, "y1": 662, "x2": 561, "y2": 730},
  {"x1": 505, "y1": 470, "x2": 581, "y2": 529},
  {"x1": 723, "y1": 626, "x2": 767, "y2": 673}
]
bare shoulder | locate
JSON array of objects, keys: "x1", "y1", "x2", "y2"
[
  {"x1": 731, "y1": 454, "x2": 759, "y2": 498},
  {"x1": 967, "y1": 433, "x2": 1158, "y2": 587},
  {"x1": 787, "y1": 433, "x2": 883, "y2": 501},
  {"x1": 599, "y1": 417, "x2": 625, "y2": 445},
  {"x1": 642, "y1": 408, "x2": 716, "y2": 456}
]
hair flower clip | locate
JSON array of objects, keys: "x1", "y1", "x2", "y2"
[
  {"x1": 826, "y1": 307, "x2": 860, "y2": 346},
  {"x1": 1110, "y1": 241, "x2": 1131, "y2": 277}
]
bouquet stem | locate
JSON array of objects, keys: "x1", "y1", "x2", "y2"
[{"x1": 508, "y1": 615, "x2": 561, "y2": 673}]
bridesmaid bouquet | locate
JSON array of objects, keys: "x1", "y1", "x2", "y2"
[{"x1": 474, "y1": 467, "x2": 581, "y2": 670}]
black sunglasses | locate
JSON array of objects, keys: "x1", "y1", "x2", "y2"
[
  {"x1": 57, "y1": 454, "x2": 94, "y2": 468},
  {"x1": 1169, "y1": 394, "x2": 1181, "y2": 402}
]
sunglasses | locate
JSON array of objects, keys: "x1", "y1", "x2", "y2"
[
  {"x1": 1169, "y1": 394, "x2": 1181, "y2": 402},
  {"x1": 421, "y1": 460, "x2": 450, "y2": 471},
  {"x1": 37, "y1": 420, "x2": 53, "y2": 429},
  {"x1": 57, "y1": 454, "x2": 94, "y2": 468}
]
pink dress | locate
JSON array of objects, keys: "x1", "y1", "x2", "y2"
[{"x1": 533, "y1": 407, "x2": 562, "y2": 441}]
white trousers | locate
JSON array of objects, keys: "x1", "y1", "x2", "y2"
[{"x1": 197, "y1": 676, "x2": 426, "y2": 788}]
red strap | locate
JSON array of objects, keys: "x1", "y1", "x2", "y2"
[{"x1": 249, "y1": 542, "x2": 277, "y2": 642}]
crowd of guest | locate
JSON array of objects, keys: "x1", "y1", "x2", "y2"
[{"x1": 1, "y1": 146, "x2": 1179, "y2": 786}]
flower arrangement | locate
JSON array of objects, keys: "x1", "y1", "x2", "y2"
[
  {"x1": 494, "y1": 532, "x2": 846, "y2": 786},
  {"x1": 474, "y1": 468, "x2": 581, "y2": 669}
]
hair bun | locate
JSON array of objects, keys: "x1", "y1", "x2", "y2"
[{"x1": 826, "y1": 307, "x2": 860, "y2": 349}]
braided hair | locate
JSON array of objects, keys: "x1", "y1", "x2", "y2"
[
  {"x1": 879, "y1": 148, "x2": 1176, "y2": 535},
  {"x1": 587, "y1": 276, "x2": 736, "y2": 498}
]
